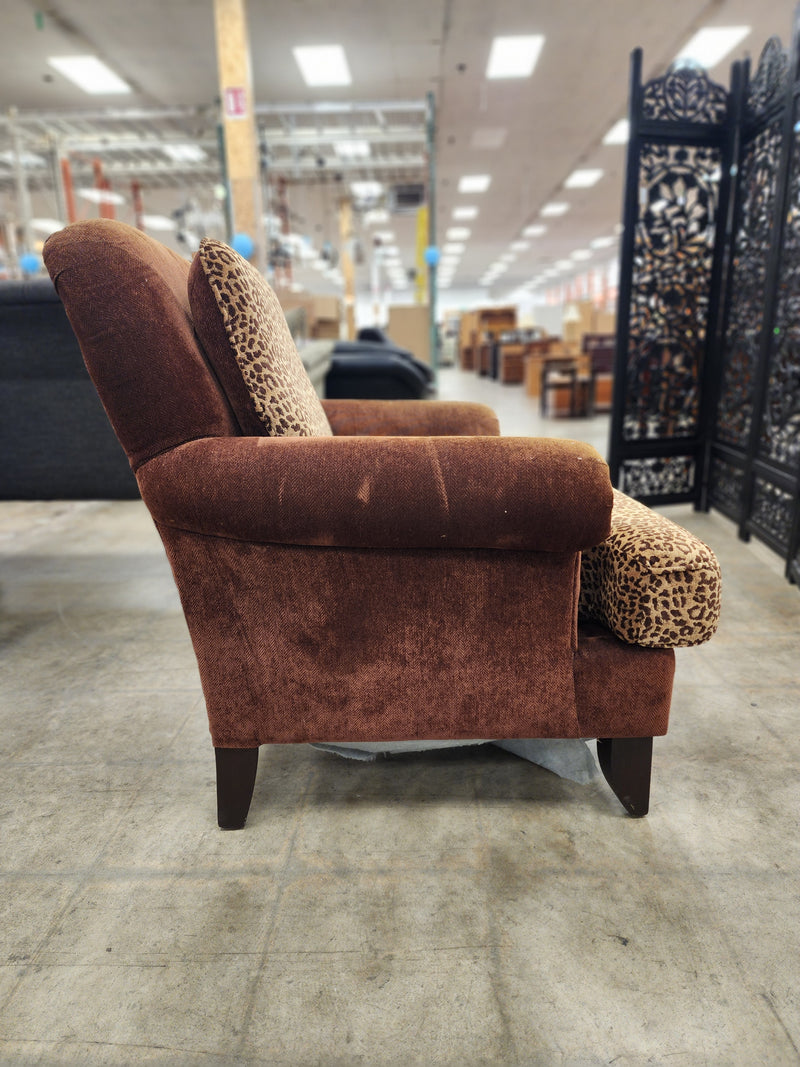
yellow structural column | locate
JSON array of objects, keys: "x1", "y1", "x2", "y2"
[
  {"x1": 213, "y1": 0, "x2": 265, "y2": 269},
  {"x1": 339, "y1": 197, "x2": 356, "y2": 340}
]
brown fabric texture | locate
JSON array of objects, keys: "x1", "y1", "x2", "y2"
[
  {"x1": 156, "y1": 525, "x2": 584, "y2": 747},
  {"x1": 137, "y1": 435, "x2": 614, "y2": 552},
  {"x1": 322, "y1": 399, "x2": 500, "y2": 437},
  {"x1": 573, "y1": 621, "x2": 674, "y2": 737},
  {"x1": 579, "y1": 489, "x2": 722, "y2": 648},
  {"x1": 43, "y1": 220, "x2": 239, "y2": 470},
  {"x1": 188, "y1": 238, "x2": 332, "y2": 437}
]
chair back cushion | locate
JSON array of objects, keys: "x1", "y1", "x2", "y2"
[
  {"x1": 188, "y1": 239, "x2": 332, "y2": 437},
  {"x1": 43, "y1": 220, "x2": 239, "y2": 471}
]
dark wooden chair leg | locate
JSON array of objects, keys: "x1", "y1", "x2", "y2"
[
  {"x1": 215, "y1": 747, "x2": 259, "y2": 830},
  {"x1": 597, "y1": 737, "x2": 653, "y2": 817}
]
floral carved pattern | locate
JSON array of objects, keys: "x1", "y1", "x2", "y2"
[
  {"x1": 747, "y1": 37, "x2": 788, "y2": 120},
  {"x1": 708, "y1": 456, "x2": 745, "y2": 518},
  {"x1": 642, "y1": 65, "x2": 728, "y2": 124},
  {"x1": 624, "y1": 143, "x2": 721, "y2": 441},
  {"x1": 760, "y1": 111, "x2": 800, "y2": 469},
  {"x1": 716, "y1": 121, "x2": 782, "y2": 449},
  {"x1": 752, "y1": 478, "x2": 794, "y2": 547},
  {"x1": 620, "y1": 456, "x2": 695, "y2": 499}
]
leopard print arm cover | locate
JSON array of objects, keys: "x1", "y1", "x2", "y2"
[{"x1": 579, "y1": 490, "x2": 721, "y2": 648}]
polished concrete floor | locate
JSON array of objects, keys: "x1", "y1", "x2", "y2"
[{"x1": 1, "y1": 366, "x2": 799, "y2": 1065}]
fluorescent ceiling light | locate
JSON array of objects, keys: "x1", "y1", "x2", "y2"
[
  {"x1": 470, "y1": 127, "x2": 507, "y2": 149},
  {"x1": 458, "y1": 174, "x2": 491, "y2": 194},
  {"x1": 571, "y1": 249, "x2": 592, "y2": 261},
  {"x1": 47, "y1": 55, "x2": 131, "y2": 94},
  {"x1": 162, "y1": 143, "x2": 206, "y2": 163},
  {"x1": 540, "y1": 202, "x2": 569, "y2": 217},
  {"x1": 453, "y1": 206, "x2": 478, "y2": 220},
  {"x1": 486, "y1": 35, "x2": 545, "y2": 79},
  {"x1": 446, "y1": 227, "x2": 471, "y2": 240},
  {"x1": 500, "y1": 253, "x2": 516, "y2": 263},
  {"x1": 141, "y1": 214, "x2": 177, "y2": 232},
  {"x1": 77, "y1": 187, "x2": 126, "y2": 205},
  {"x1": 350, "y1": 180, "x2": 383, "y2": 200},
  {"x1": 30, "y1": 218, "x2": 64, "y2": 234},
  {"x1": 603, "y1": 119, "x2": 629, "y2": 145},
  {"x1": 293, "y1": 45, "x2": 352, "y2": 87},
  {"x1": 443, "y1": 242, "x2": 466, "y2": 255},
  {"x1": 364, "y1": 209, "x2": 390, "y2": 225},
  {"x1": 676, "y1": 26, "x2": 750, "y2": 68},
  {"x1": 0, "y1": 150, "x2": 45, "y2": 167},
  {"x1": 334, "y1": 139, "x2": 370, "y2": 159},
  {"x1": 555, "y1": 259, "x2": 574, "y2": 270},
  {"x1": 510, "y1": 240, "x2": 529, "y2": 252},
  {"x1": 374, "y1": 231, "x2": 395, "y2": 242},
  {"x1": 565, "y1": 168, "x2": 604, "y2": 189},
  {"x1": 590, "y1": 235, "x2": 616, "y2": 249},
  {"x1": 523, "y1": 224, "x2": 547, "y2": 238}
]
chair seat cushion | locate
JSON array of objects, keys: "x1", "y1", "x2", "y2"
[
  {"x1": 188, "y1": 239, "x2": 332, "y2": 438},
  {"x1": 579, "y1": 490, "x2": 721, "y2": 648}
]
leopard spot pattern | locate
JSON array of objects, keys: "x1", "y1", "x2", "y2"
[
  {"x1": 196, "y1": 239, "x2": 331, "y2": 437},
  {"x1": 579, "y1": 489, "x2": 721, "y2": 647}
]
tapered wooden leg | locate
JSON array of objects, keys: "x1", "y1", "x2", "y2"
[
  {"x1": 215, "y1": 747, "x2": 259, "y2": 830},
  {"x1": 597, "y1": 737, "x2": 653, "y2": 817}
]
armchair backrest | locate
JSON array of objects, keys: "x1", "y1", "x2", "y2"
[{"x1": 43, "y1": 219, "x2": 239, "y2": 472}]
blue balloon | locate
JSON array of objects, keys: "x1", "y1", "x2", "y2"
[
  {"x1": 231, "y1": 232, "x2": 254, "y2": 259},
  {"x1": 19, "y1": 252, "x2": 41, "y2": 274},
  {"x1": 424, "y1": 245, "x2": 440, "y2": 267}
]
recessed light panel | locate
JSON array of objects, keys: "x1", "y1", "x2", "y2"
[
  {"x1": 470, "y1": 128, "x2": 508, "y2": 150},
  {"x1": 334, "y1": 140, "x2": 370, "y2": 159},
  {"x1": 453, "y1": 206, "x2": 478, "y2": 220},
  {"x1": 523, "y1": 224, "x2": 547, "y2": 237},
  {"x1": 676, "y1": 26, "x2": 750, "y2": 68},
  {"x1": 47, "y1": 55, "x2": 131, "y2": 94},
  {"x1": 540, "y1": 202, "x2": 569, "y2": 217},
  {"x1": 446, "y1": 227, "x2": 471, "y2": 240},
  {"x1": 293, "y1": 45, "x2": 352, "y2": 87},
  {"x1": 603, "y1": 119, "x2": 629, "y2": 145},
  {"x1": 458, "y1": 175, "x2": 491, "y2": 193},
  {"x1": 565, "y1": 168, "x2": 604, "y2": 189},
  {"x1": 486, "y1": 35, "x2": 545, "y2": 79}
]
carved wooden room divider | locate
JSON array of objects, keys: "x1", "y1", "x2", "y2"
[{"x1": 610, "y1": 7, "x2": 800, "y2": 585}]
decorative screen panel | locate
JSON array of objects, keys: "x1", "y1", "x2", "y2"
[
  {"x1": 619, "y1": 455, "x2": 696, "y2": 498},
  {"x1": 759, "y1": 108, "x2": 800, "y2": 469},
  {"x1": 623, "y1": 143, "x2": 722, "y2": 442},
  {"x1": 707, "y1": 456, "x2": 746, "y2": 517},
  {"x1": 715, "y1": 121, "x2": 783, "y2": 449},
  {"x1": 642, "y1": 66, "x2": 728, "y2": 123},
  {"x1": 751, "y1": 477, "x2": 795, "y2": 547}
]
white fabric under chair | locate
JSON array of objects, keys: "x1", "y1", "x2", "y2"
[{"x1": 310, "y1": 738, "x2": 600, "y2": 784}]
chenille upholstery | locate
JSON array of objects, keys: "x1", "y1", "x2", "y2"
[{"x1": 43, "y1": 219, "x2": 720, "y2": 827}]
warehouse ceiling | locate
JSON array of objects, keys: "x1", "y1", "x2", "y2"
[{"x1": 0, "y1": 0, "x2": 794, "y2": 300}]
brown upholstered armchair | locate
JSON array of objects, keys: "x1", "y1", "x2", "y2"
[{"x1": 43, "y1": 221, "x2": 721, "y2": 829}]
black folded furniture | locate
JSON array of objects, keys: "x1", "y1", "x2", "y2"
[
  {"x1": 325, "y1": 331, "x2": 434, "y2": 400},
  {"x1": 0, "y1": 277, "x2": 138, "y2": 499}
]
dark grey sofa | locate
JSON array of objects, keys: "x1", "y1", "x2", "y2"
[{"x1": 0, "y1": 277, "x2": 139, "y2": 499}]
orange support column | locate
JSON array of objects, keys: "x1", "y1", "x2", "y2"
[{"x1": 60, "y1": 156, "x2": 77, "y2": 223}]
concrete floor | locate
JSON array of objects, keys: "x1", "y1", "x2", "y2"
[{"x1": 1, "y1": 366, "x2": 798, "y2": 1065}]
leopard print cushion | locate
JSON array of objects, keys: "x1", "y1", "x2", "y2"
[
  {"x1": 189, "y1": 238, "x2": 331, "y2": 437},
  {"x1": 579, "y1": 489, "x2": 721, "y2": 647}
]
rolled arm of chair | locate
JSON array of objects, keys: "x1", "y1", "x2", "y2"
[
  {"x1": 138, "y1": 434, "x2": 612, "y2": 552},
  {"x1": 579, "y1": 489, "x2": 722, "y2": 648},
  {"x1": 321, "y1": 398, "x2": 500, "y2": 437}
]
